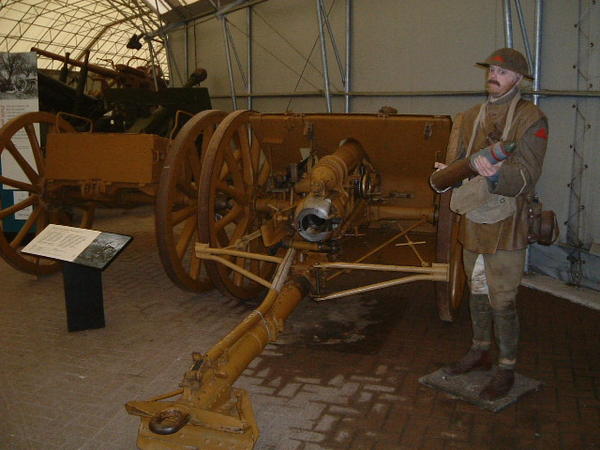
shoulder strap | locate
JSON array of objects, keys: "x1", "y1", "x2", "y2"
[
  {"x1": 466, "y1": 102, "x2": 487, "y2": 157},
  {"x1": 501, "y1": 92, "x2": 521, "y2": 141}
]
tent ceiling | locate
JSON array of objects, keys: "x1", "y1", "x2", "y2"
[{"x1": 0, "y1": 0, "x2": 200, "y2": 77}]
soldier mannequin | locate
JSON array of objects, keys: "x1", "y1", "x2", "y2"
[{"x1": 435, "y1": 48, "x2": 549, "y2": 401}]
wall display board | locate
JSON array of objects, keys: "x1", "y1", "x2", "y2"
[{"x1": 0, "y1": 52, "x2": 39, "y2": 233}]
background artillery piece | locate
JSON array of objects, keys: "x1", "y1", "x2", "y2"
[
  {"x1": 31, "y1": 47, "x2": 207, "y2": 134},
  {"x1": 0, "y1": 109, "x2": 220, "y2": 290},
  {"x1": 0, "y1": 48, "x2": 219, "y2": 291},
  {"x1": 126, "y1": 110, "x2": 468, "y2": 449}
]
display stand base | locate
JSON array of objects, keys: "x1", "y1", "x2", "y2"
[
  {"x1": 62, "y1": 262, "x2": 105, "y2": 332},
  {"x1": 419, "y1": 367, "x2": 542, "y2": 412}
]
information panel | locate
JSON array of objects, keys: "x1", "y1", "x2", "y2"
[{"x1": 22, "y1": 224, "x2": 132, "y2": 270}]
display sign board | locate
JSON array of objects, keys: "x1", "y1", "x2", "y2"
[
  {"x1": 22, "y1": 224, "x2": 132, "y2": 270},
  {"x1": 0, "y1": 52, "x2": 39, "y2": 232}
]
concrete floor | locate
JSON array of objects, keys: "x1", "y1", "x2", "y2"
[{"x1": 1, "y1": 206, "x2": 599, "y2": 449}]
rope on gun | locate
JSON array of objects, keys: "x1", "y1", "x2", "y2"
[{"x1": 253, "y1": 309, "x2": 274, "y2": 341}]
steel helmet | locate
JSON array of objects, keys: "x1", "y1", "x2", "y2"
[{"x1": 476, "y1": 48, "x2": 533, "y2": 80}]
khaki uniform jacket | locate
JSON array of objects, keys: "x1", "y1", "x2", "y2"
[{"x1": 452, "y1": 87, "x2": 549, "y2": 253}]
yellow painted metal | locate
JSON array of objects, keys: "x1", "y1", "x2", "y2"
[
  {"x1": 196, "y1": 243, "x2": 284, "y2": 264},
  {"x1": 250, "y1": 113, "x2": 452, "y2": 232},
  {"x1": 315, "y1": 261, "x2": 448, "y2": 274},
  {"x1": 45, "y1": 133, "x2": 169, "y2": 184},
  {"x1": 326, "y1": 217, "x2": 428, "y2": 282},
  {"x1": 285, "y1": 240, "x2": 329, "y2": 251},
  {"x1": 395, "y1": 241, "x2": 426, "y2": 247},
  {"x1": 255, "y1": 197, "x2": 293, "y2": 213},
  {"x1": 314, "y1": 264, "x2": 449, "y2": 302},
  {"x1": 127, "y1": 249, "x2": 305, "y2": 449},
  {"x1": 127, "y1": 112, "x2": 457, "y2": 447},
  {"x1": 197, "y1": 253, "x2": 273, "y2": 289},
  {"x1": 127, "y1": 388, "x2": 258, "y2": 450},
  {"x1": 195, "y1": 243, "x2": 286, "y2": 290},
  {"x1": 307, "y1": 138, "x2": 364, "y2": 194},
  {"x1": 369, "y1": 205, "x2": 435, "y2": 223}
]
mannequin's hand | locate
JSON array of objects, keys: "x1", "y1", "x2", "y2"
[{"x1": 472, "y1": 156, "x2": 502, "y2": 177}]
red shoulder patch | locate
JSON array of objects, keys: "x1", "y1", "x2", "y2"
[{"x1": 535, "y1": 128, "x2": 548, "y2": 140}]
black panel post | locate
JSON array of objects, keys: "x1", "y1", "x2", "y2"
[{"x1": 62, "y1": 262, "x2": 105, "y2": 332}]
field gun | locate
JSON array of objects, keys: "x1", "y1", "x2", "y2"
[
  {"x1": 32, "y1": 46, "x2": 210, "y2": 135},
  {"x1": 31, "y1": 47, "x2": 168, "y2": 92},
  {"x1": 0, "y1": 106, "x2": 220, "y2": 291},
  {"x1": 126, "y1": 110, "x2": 467, "y2": 449},
  {"x1": 1, "y1": 47, "x2": 215, "y2": 287}
]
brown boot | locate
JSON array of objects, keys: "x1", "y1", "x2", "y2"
[
  {"x1": 443, "y1": 348, "x2": 492, "y2": 376},
  {"x1": 479, "y1": 368, "x2": 514, "y2": 401}
]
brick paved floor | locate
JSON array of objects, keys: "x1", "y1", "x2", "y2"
[{"x1": 1, "y1": 207, "x2": 599, "y2": 449}]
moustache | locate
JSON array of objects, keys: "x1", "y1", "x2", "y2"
[{"x1": 487, "y1": 80, "x2": 500, "y2": 86}]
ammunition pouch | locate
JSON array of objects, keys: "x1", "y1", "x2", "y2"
[{"x1": 527, "y1": 197, "x2": 559, "y2": 245}]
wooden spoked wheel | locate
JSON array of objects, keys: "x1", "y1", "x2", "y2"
[
  {"x1": 155, "y1": 110, "x2": 226, "y2": 292},
  {"x1": 434, "y1": 191, "x2": 467, "y2": 322},
  {"x1": 197, "y1": 110, "x2": 277, "y2": 300},
  {"x1": 0, "y1": 111, "x2": 94, "y2": 275}
]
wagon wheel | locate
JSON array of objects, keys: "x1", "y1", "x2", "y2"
[
  {"x1": 198, "y1": 110, "x2": 277, "y2": 300},
  {"x1": 0, "y1": 111, "x2": 95, "y2": 275},
  {"x1": 434, "y1": 191, "x2": 467, "y2": 322},
  {"x1": 155, "y1": 110, "x2": 226, "y2": 292}
]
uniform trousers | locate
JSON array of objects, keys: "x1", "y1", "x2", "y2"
[{"x1": 462, "y1": 247, "x2": 526, "y2": 369}]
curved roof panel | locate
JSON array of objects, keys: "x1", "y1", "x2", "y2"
[{"x1": 0, "y1": 0, "x2": 183, "y2": 77}]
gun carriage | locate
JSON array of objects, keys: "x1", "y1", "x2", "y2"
[
  {"x1": 126, "y1": 110, "x2": 468, "y2": 449},
  {"x1": 0, "y1": 49, "x2": 220, "y2": 291}
]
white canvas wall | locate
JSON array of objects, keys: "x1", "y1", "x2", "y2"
[{"x1": 166, "y1": 0, "x2": 600, "y2": 288}]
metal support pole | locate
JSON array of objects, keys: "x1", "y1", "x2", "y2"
[
  {"x1": 209, "y1": 88, "x2": 600, "y2": 100},
  {"x1": 225, "y1": 23, "x2": 248, "y2": 87},
  {"x1": 533, "y1": 0, "x2": 543, "y2": 105},
  {"x1": 503, "y1": 0, "x2": 514, "y2": 48},
  {"x1": 320, "y1": 0, "x2": 345, "y2": 84},
  {"x1": 566, "y1": 0, "x2": 588, "y2": 287},
  {"x1": 146, "y1": 40, "x2": 160, "y2": 91},
  {"x1": 247, "y1": 6, "x2": 253, "y2": 110},
  {"x1": 184, "y1": 21, "x2": 189, "y2": 80},
  {"x1": 222, "y1": 17, "x2": 238, "y2": 109},
  {"x1": 514, "y1": 0, "x2": 534, "y2": 73},
  {"x1": 316, "y1": 0, "x2": 332, "y2": 112},
  {"x1": 344, "y1": 0, "x2": 352, "y2": 113}
]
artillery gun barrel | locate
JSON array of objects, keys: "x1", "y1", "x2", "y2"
[
  {"x1": 32, "y1": 47, "x2": 122, "y2": 79},
  {"x1": 309, "y1": 137, "x2": 365, "y2": 194},
  {"x1": 295, "y1": 138, "x2": 366, "y2": 242}
]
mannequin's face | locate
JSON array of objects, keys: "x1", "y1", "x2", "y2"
[{"x1": 486, "y1": 65, "x2": 522, "y2": 98}]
